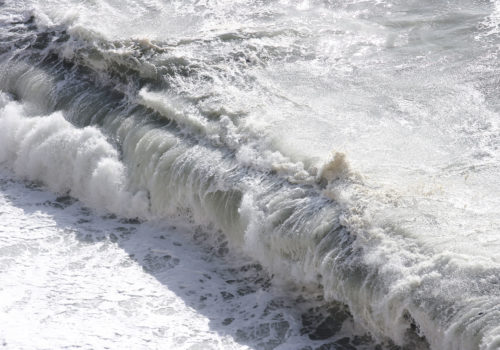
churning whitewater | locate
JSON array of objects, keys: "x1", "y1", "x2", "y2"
[{"x1": 0, "y1": 0, "x2": 499, "y2": 349}]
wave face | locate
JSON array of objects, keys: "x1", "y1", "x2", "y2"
[{"x1": 1, "y1": 0, "x2": 500, "y2": 349}]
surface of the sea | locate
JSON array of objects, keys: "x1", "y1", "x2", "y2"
[{"x1": 0, "y1": 0, "x2": 499, "y2": 349}]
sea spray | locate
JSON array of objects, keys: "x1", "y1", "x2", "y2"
[
  {"x1": 0, "y1": 96, "x2": 149, "y2": 218},
  {"x1": 0, "y1": 1, "x2": 499, "y2": 349}
]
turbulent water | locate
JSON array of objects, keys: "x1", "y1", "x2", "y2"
[{"x1": 0, "y1": 0, "x2": 499, "y2": 349}]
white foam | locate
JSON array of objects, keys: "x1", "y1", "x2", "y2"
[
  {"x1": 0, "y1": 169, "x2": 248, "y2": 350},
  {"x1": 0, "y1": 95, "x2": 148, "y2": 218},
  {"x1": 1, "y1": 0, "x2": 500, "y2": 348}
]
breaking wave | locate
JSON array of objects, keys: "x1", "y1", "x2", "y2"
[{"x1": 1, "y1": 3, "x2": 499, "y2": 349}]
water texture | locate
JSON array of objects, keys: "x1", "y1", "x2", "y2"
[{"x1": 0, "y1": 0, "x2": 499, "y2": 349}]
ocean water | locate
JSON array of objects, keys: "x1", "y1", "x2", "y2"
[{"x1": 0, "y1": 0, "x2": 499, "y2": 349}]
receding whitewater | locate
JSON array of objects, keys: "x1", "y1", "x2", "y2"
[{"x1": 0, "y1": 0, "x2": 499, "y2": 349}]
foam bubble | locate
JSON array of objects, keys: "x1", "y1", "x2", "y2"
[{"x1": 0, "y1": 95, "x2": 149, "y2": 218}]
